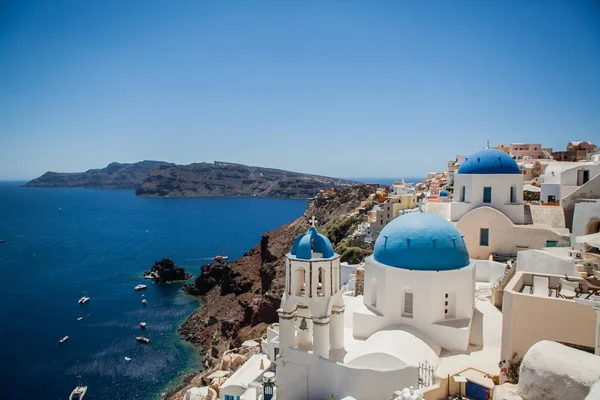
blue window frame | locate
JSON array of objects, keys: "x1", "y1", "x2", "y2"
[
  {"x1": 483, "y1": 187, "x2": 492, "y2": 203},
  {"x1": 480, "y1": 228, "x2": 489, "y2": 246}
]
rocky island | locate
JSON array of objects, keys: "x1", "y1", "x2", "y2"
[
  {"x1": 25, "y1": 160, "x2": 357, "y2": 199},
  {"x1": 144, "y1": 258, "x2": 192, "y2": 283},
  {"x1": 24, "y1": 160, "x2": 173, "y2": 189}
]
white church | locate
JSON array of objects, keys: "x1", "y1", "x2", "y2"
[
  {"x1": 428, "y1": 148, "x2": 569, "y2": 259},
  {"x1": 270, "y1": 213, "x2": 501, "y2": 400}
]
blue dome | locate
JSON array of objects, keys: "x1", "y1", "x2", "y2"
[
  {"x1": 373, "y1": 212, "x2": 470, "y2": 271},
  {"x1": 458, "y1": 149, "x2": 520, "y2": 174},
  {"x1": 440, "y1": 190, "x2": 449, "y2": 197},
  {"x1": 290, "y1": 227, "x2": 335, "y2": 260}
]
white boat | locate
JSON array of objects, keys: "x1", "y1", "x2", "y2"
[
  {"x1": 136, "y1": 336, "x2": 150, "y2": 344},
  {"x1": 142, "y1": 299, "x2": 147, "y2": 305},
  {"x1": 124, "y1": 357, "x2": 131, "y2": 362},
  {"x1": 69, "y1": 374, "x2": 87, "y2": 400},
  {"x1": 77, "y1": 317, "x2": 83, "y2": 321},
  {"x1": 78, "y1": 296, "x2": 90, "y2": 304},
  {"x1": 134, "y1": 284, "x2": 147, "y2": 291},
  {"x1": 59, "y1": 336, "x2": 69, "y2": 344},
  {"x1": 140, "y1": 322, "x2": 147, "y2": 329}
]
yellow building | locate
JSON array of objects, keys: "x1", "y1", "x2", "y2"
[{"x1": 370, "y1": 194, "x2": 418, "y2": 239}]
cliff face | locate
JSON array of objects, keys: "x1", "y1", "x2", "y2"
[
  {"x1": 24, "y1": 161, "x2": 173, "y2": 189},
  {"x1": 135, "y1": 161, "x2": 357, "y2": 198},
  {"x1": 178, "y1": 184, "x2": 375, "y2": 367}
]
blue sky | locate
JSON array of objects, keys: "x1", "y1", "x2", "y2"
[{"x1": 1, "y1": 1, "x2": 599, "y2": 180}]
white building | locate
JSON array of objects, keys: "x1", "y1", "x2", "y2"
[
  {"x1": 273, "y1": 213, "x2": 507, "y2": 400},
  {"x1": 219, "y1": 354, "x2": 271, "y2": 400},
  {"x1": 515, "y1": 198, "x2": 600, "y2": 277},
  {"x1": 389, "y1": 181, "x2": 416, "y2": 196},
  {"x1": 434, "y1": 148, "x2": 570, "y2": 259},
  {"x1": 540, "y1": 160, "x2": 600, "y2": 204}
]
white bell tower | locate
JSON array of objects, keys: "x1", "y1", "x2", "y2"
[{"x1": 278, "y1": 216, "x2": 345, "y2": 358}]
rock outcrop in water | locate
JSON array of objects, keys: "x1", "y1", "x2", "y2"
[
  {"x1": 177, "y1": 184, "x2": 376, "y2": 369},
  {"x1": 145, "y1": 258, "x2": 192, "y2": 283},
  {"x1": 25, "y1": 160, "x2": 357, "y2": 199}
]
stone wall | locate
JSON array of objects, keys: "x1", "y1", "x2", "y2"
[{"x1": 354, "y1": 267, "x2": 364, "y2": 296}]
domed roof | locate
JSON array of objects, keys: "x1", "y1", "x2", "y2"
[
  {"x1": 440, "y1": 190, "x2": 449, "y2": 197},
  {"x1": 373, "y1": 212, "x2": 469, "y2": 271},
  {"x1": 458, "y1": 149, "x2": 520, "y2": 174},
  {"x1": 290, "y1": 227, "x2": 335, "y2": 260}
]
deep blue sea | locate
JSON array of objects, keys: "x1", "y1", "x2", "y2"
[{"x1": 0, "y1": 182, "x2": 307, "y2": 400}]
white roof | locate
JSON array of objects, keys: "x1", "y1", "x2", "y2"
[
  {"x1": 220, "y1": 354, "x2": 271, "y2": 390},
  {"x1": 543, "y1": 162, "x2": 594, "y2": 184},
  {"x1": 523, "y1": 184, "x2": 541, "y2": 193},
  {"x1": 242, "y1": 340, "x2": 260, "y2": 348},
  {"x1": 206, "y1": 370, "x2": 231, "y2": 379},
  {"x1": 347, "y1": 327, "x2": 440, "y2": 369},
  {"x1": 576, "y1": 232, "x2": 600, "y2": 249},
  {"x1": 184, "y1": 386, "x2": 209, "y2": 400}
]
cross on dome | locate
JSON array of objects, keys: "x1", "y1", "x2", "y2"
[{"x1": 309, "y1": 216, "x2": 318, "y2": 228}]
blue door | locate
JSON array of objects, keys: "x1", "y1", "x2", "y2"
[{"x1": 466, "y1": 381, "x2": 489, "y2": 400}]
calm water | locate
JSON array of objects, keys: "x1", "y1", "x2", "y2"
[{"x1": 0, "y1": 182, "x2": 307, "y2": 399}]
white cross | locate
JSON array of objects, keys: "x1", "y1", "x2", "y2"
[{"x1": 309, "y1": 216, "x2": 318, "y2": 227}]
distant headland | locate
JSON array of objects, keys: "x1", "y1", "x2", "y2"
[{"x1": 23, "y1": 161, "x2": 358, "y2": 199}]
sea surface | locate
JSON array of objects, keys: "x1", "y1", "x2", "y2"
[{"x1": 0, "y1": 182, "x2": 307, "y2": 400}]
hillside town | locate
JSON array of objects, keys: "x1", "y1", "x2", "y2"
[{"x1": 179, "y1": 141, "x2": 600, "y2": 400}]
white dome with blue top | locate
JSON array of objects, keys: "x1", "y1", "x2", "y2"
[
  {"x1": 290, "y1": 226, "x2": 335, "y2": 260},
  {"x1": 373, "y1": 212, "x2": 470, "y2": 271},
  {"x1": 458, "y1": 149, "x2": 520, "y2": 175}
]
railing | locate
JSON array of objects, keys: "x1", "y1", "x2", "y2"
[
  {"x1": 418, "y1": 361, "x2": 434, "y2": 389},
  {"x1": 546, "y1": 242, "x2": 570, "y2": 248}
]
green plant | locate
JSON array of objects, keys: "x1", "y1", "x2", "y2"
[
  {"x1": 324, "y1": 395, "x2": 335, "y2": 400},
  {"x1": 323, "y1": 215, "x2": 362, "y2": 245},
  {"x1": 524, "y1": 191, "x2": 540, "y2": 201},
  {"x1": 337, "y1": 245, "x2": 373, "y2": 264}
]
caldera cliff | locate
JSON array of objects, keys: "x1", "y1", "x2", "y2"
[{"x1": 178, "y1": 184, "x2": 375, "y2": 368}]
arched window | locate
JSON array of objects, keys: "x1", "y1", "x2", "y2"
[
  {"x1": 294, "y1": 268, "x2": 306, "y2": 296},
  {"x1": 317, "y1": 266, "x2": 326, "y2": 297}
]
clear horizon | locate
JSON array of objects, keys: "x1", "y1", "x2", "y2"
[{"x1": 2, "y1": 1, "x2": 599, "y2": 180}]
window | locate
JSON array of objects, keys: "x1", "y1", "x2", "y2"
[
  {"x1": 480, "y1": 228, "x2": 489, "y2": 246},
  {"x1": 403, "y1": 291, "x2": 413, "y2": 317},
  {"x1": 225, "y1": 396, "x2": 240, "y2": 400},
  {"x1": 483, "y1": 187, "x2": 492, "y2": 203},
  {"x1": 510, "y1": 186, "x2": 516, "y2": 203},
  {"x1": 460, "y1": 185, "x2": 466, "y2": 202}
]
